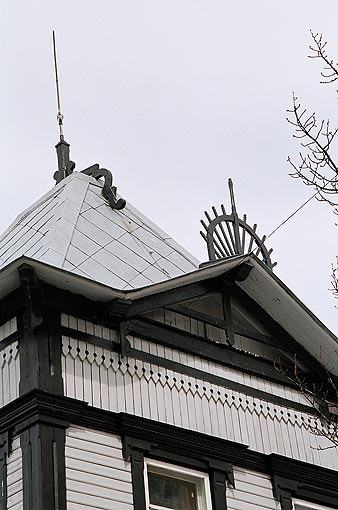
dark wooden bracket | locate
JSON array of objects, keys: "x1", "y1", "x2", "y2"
[
  {"x1": 0, "y1": 431, "x2": 11, "y2": 510},
  {"x1": 272, "y1": 475, "x2": 299, "y2": 510},
  {"x1": 18, "y1": 264, "x2": 43, "y2": 332},
  {"x1": 106, "y1": 298, "x2": 132, "y2": 320},
  {"x1": 206, "y1": 458, "x2": 234, "y2": 488},
  {"x1": 81, "y1": 164, "x2": 126, "y2": 210},
  {"x1": 120, "y1": 321, "x2": 132, "y2": 358},
  {"x1": 121, "y1": 435, "x2": 154, "y2": 462}
]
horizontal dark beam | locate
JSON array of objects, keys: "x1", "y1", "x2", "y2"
[
  {"x1": 124, "y1": 318, "x2": 293, "y2": 384},
  {"x1": 60, "y1": 326, "x2": 118, "y2": 352},
  {"x1": 167, "y1": 304, "x2": 284, "y2": 349},
  {"x1": 126, "y1": 263, "x2": 253, "y2": 318},
  {"x1": 166, "y1": 304, "x2": 231, "y2": 330},
  {"x1": 126, "y1": 280, "x2": 219, "y2": 317},
  {"x1": 0, "y1": 390, "x2": 336, "y2": 507}
]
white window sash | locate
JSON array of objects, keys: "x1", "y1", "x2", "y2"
[
  {"x1": 293, "y1": 500, "x2": 334, "y2": 510},
  {"x1": 144, "y1": 458, "x2": 213, "y2": 510}
]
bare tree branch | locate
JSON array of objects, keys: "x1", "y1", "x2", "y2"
[
  {"x1": 287, "y1": 31, "x2": 338, "y2": 206},
  {"x1": 276, "y1": 355, "x2": 338, "y2": 448},
  {"x1": 331, "y1": 257, "x2": 338, "y2": 299},
  {"x1": 285, "y1": 31, "x2": 338, "y2": 447},
  {"x1": 308, "y1": 30, "x2": 338, "y2": 85}
]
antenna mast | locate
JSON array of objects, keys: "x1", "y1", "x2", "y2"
[{"x1": 52, "y1": 30, "x2": 64, "y2": 141}]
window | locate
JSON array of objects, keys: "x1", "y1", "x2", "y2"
[
  {"x1": 144, "y1": 459, "x2": 213, "y2": 510},
  {"x1": 293, "y1": 500, "x2": 334, "y2": 510}
]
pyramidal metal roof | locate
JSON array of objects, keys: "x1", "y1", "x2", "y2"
[{"x1": 0, "y1": 172, "x2": 199, "y2": 289}]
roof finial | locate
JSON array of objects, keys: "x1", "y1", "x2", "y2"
[
  {"x1": 53, "y1": 30, "x2": 64, "y2": 142},
  {"x1": 52, "y1": 31, "x2": 75, "y2": 184}
]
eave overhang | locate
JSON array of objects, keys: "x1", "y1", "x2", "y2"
[{"x1": 0, "y1": 254, "x2": 337, "y2": 374}]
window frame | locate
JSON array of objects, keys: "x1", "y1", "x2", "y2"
[{"x1": 144, "y1": 458, "x2": 213, "y2": 510}]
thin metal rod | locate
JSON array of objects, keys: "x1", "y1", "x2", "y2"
[{"x1": 52, "y1": 30, "x2": 64, "y2": 141}]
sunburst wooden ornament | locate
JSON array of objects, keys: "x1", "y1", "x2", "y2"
[{"x1": 200, "y1": 179, "x2": 276, "y2": 270}]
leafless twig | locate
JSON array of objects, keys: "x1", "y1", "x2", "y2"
[
  {"x1": 275, "y1": 355, "x2": 338, "y2": 448},
  {"x1": 308, "y1": 30, "x2": 338, "y2": 85},
  {"x1": 287, "y1": 32, "x2": 338, "y2": 206}
]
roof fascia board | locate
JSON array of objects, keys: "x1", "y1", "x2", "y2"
[
  {"x1": 0, "y1": 256, "x2": 125, "y2": 303},
  {"x1": 243, "y1": 256, "x2": 338, "y2": 345},
  {"x1": 126, "y1": 254, "x2": 251, "y2": 300}
]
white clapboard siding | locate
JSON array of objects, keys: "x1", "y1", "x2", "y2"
[
  {"x1": 227, "y1": 467, "x2": 281, "y2": 510},
  {"x1": 62, "y1": 339, "x2": 338, "y2": 472},
  {"x1": 7, "y1": 436, "x2": 23, "y2": 510},
  {"x1": 65, "y1": 426, "x2": 133, "y2": 510},
  {"x1": 0, "y1": 341, "x2": 20, "y2": 407}
]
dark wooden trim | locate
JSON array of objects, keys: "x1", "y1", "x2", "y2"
[
  {"x1": 127, "y1": 348, "x2": 314, "y2": 413},
  {"x1": 167, "y1": 303, "x2": 283, "y2": 349},
  {"x1": 0, "y1": 390, "x2": 118, "y2": 437},
  {"x1": 126, "y1": 280, "x2": 219, "y2": 318},
  {"x1": 12, "y1": 275, "x2": 331, "y2": 386},
  {"x1": 166, "y1": 303, "x2": 231, "y2": 330},
  {"x1": 19, "y1": 308, "x2": 63, "y2": 396},
  {"x1": 0, "y1": 331, "x2": 18, "y2": 350},
  {"x1": 210, "y1": 469, "x2": 228, "y2": 510},
  {"x1": 124, "y1": 439, "x2": 233, "y2": 510},
  {"x1": 21, "y1": 423, "x2": 66, "y2": 510},
  {"x1": 223, "y1": 291, "x2": 234, "y2": 345},
  {"x1": 271, "y1": 455, "x2": 338, "y2": 509},
  {"x1": 0, "y1": 431, "x2": 10, "y2": 510},
  {"x1": 41, "y1": 283, "x2": 104, "y2": 321},
  {"x1": 61, "y1": 326, "x2": 118, "y2": 352},
  {"x1": 0, "y1": 391, "x2": 336, "y2": 508},
  {"x1": 130, "y1": 449, "x2": 146, "y2": 510}
]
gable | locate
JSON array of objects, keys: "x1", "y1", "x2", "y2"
[{"x1": 139, "y1": 285, "x2": 318, "y2": 380}]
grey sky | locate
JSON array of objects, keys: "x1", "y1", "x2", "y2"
[{"x1": 1, "y1": 1, "x2": 337, "y2": 333}]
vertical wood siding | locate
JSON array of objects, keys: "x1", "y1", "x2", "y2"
[
  {"x1": 227, "y1": 467, "x2": 281, "y2": 510},
  {"x1": 128, "y1": 336, "x2": 308, "y2": 406},
  {"x1": 0, "y1": 318, "x2": 19, "y2": 407},
  {"x1": 0, "y1": 341, "x2": 19, "y2": 407},
  {"x1": 65, "y1": 426, "x2": 133, "y2": 510},
  {"x1": 62, "y1": 338, "x2": 338, "y2": 472},
  {"x1": 0, "y1": 318, "x2": 17, "y2": 342},
  {"x1": 7, "y1": 436, "x2": 23, "y2": 510},
  {"x1": 61, "y1": 314, "x2": 118, "y2": 342}
]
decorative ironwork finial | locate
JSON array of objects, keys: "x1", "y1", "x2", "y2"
[
  {"x1": 200, "y1": 179, "x2": 276, "y2": 270},
  {"x1": 81, "y1": 165, "x2": 126, "y2": 210}
]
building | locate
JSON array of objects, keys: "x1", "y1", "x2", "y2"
[{"x1": 0, "y1": 142, "x2": 337, "y2": 510}]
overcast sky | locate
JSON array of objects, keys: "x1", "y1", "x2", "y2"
[{"x1": 1, "y1": 1, "x2": 337, "y2": 334}]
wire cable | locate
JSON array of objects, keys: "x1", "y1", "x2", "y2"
[{"x1": 264, "y1": 190, "x2": 318, "y2": 242}]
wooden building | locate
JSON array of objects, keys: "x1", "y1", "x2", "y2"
[{"x1": 0, "y1": 151, "x2": 337, "y2": 510}]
